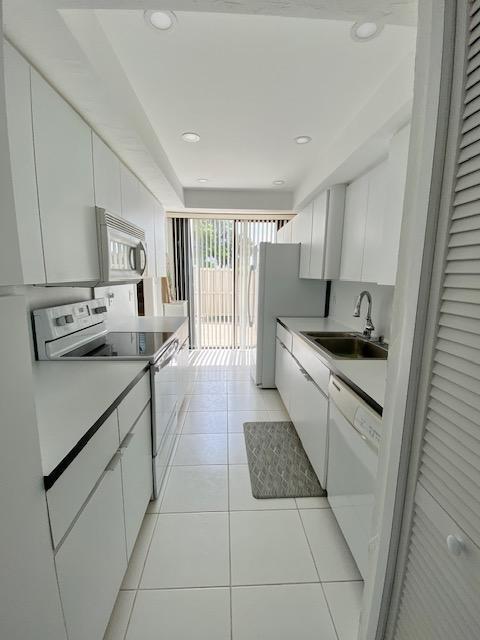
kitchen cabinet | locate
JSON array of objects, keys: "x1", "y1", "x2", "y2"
[
  {"x1": 379, "y1": 124, "x2": 410, "y2": 285},
  {"x1": 307, "y1": 185, "x2": 346, "y2": 280},
  {"x1": 340, "y1": 124, "x2": 410, "y2": 285},
  {"x1": 361, "y1": 161, "x2": 388, "y2": 283},
  {"x1": 55, "y1": 459, "x2": 127, "y2": 640},
  {"x1": 120, "y1": 404, "x2": 153, "y2": 558},
  {"x1": 274, "y1": 329, "x2": 329, "y2": 487},
  {"x1": 289, "y1": 358, "x2": 328, "y2": 487},
  {"x1": 92, "y1": 133, "x2": 122, "y2": 216},
  {"x1": 340, "y1": 172, "x2": 369, "y2": 282},
  {"x1": 31, "y1": 70, "x2": 98, "y2": 284},
  {"x1": 154, "y1": 199, "x2": 167, "y2": 277},
  {"x1": 294, "y1": 202, "x2": 314, "y2": 278},
  {"x1": 2, "y1": 42, "x2": 46, "y2": 285}
]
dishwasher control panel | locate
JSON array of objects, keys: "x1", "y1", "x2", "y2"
[{"x1": 354, "y1": 406, "x2": 382, "y2": 450}]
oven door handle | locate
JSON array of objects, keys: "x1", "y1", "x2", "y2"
[{"x1": 153, "y1": 338, "x2": 179, "y2": 372}]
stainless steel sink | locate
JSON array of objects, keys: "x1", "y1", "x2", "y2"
[{"x1": 300, "y1": 331, "x2": 388, "y2": 360}]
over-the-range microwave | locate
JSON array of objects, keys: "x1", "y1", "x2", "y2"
[{"x1": 96, "y1": 207, "x2": 147, "y2": 286}]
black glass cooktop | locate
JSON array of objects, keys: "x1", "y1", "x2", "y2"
[{"x1": 62, "y1": 331, "x2": 174, "y2": 360}]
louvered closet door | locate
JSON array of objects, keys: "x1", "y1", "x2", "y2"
[{"x1": 393, "y1": 2, "x2": 480, "y2": 638}]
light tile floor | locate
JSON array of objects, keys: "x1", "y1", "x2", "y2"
[{"x1": 104, "y1": 350, "x2": 363, "y2": 640}]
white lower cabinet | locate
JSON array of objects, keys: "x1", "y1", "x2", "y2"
[
  {"x1": 289, "y1": 357, "x2": 329, "y2": 487},
  {"x1": 55, "y1": 461, "x2": 127, "y2": 640},
  {"x1": 275, "y1": 325, "x2": 329, "y2": 487},
  {"x1": 121, "y1": 404, "x2": 153, "y2": 558}
]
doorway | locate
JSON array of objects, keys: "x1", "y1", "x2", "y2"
[{"x1": 172, "y1": 217, "x2": 280, "y2": 349}]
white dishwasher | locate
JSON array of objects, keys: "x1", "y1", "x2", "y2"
[{"x1": 327, "y1": 375, "x2": 382, "y2": 579}]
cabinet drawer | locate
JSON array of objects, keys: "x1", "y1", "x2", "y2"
[
  {"x1": 118, "y1": 372, "x2": 150, "y2": 440},
  {"x1": 46, "y1": 411, "x2": 119, "y2": 547},
  {"x1": 292, "y1": 334, "x2": 330, "y2": 395},
  {"x1": 55, "y1": 460, "x2": 127, "y2": 640},
  {"x1": 121, "y1": 404, "x2": 153, "y2": 558},
  {"x1": 276, "y1": 322, "x2": 293, "y2": 352}
]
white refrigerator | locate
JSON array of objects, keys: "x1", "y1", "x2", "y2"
[{"x1": 249, "y1": 243, "x2": 328, "y2": 387}]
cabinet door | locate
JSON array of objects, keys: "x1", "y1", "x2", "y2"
[
  {"x1": 31, "y1": 71, "x2": 98, "y2": 284},
  {"x1": 297, "y1": 202, "x2": 314, "y2": 278},
  {"x1": 120, "y1": 164, "x2": 141, "y2": 221},
  {"x1": 289, "y1": 360, "x2": 328, "y2": 487},
  {"x1": 362, "y1": 161, "x2": 388, "y2": 283},
  {"x1": 309, "y1": 191, "x2": 328, "y2": 279},
  {"x1": 340, "y1": 174, "x2": 368, "y2": 282},
  {"x1": 137, "y1": 186, "x2": 156, "y2": 278},
  {"x1": 121, "y1": 404, "x2": 153, "y2": 558},
  {"x1": 55, "y1": 460, "x2": 127, "y2": 640},
  {"x1": 92, "y1": 133, "x2": 121, "y2": 216},
  {"x1": 3, "y1": 43, "x2": 45, "y2": 285},
  {"x1": 154, "y1": 199, "x2": 166, "y2": 277},
  {"x1": 275, "y1": 338, "x2": 290, "y2": 410},
  {"x1": 378, "y1": 124, "x2": 410, "y2": 285}
]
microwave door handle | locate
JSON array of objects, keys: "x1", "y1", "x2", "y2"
[{"x1": 136, "y1": 242, "x2": 147, "y2": 276}]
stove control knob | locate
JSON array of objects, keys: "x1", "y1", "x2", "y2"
[
  {"x1": 65, "y1": 314, "x2": 74, "y2": 324},
  {"x1": 55, "y1": 316, "x2": 67, "y2": 326},
  {"x1": 93, "y1": 306, "x2": 107, "y2": 314}
]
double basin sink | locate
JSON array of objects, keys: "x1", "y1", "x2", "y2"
[{"x1": 300, "y1": 331, "x2": 388, "y2": 360}]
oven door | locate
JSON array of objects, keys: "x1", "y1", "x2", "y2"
[{"x1": 151, "y1": 339, "x2": 180, "y2": 497}]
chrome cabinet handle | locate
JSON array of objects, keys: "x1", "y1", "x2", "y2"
[
  {"x1": 107, "y1": 451, "x2": 122, "y2": 471},
  {"x1": 120, "y1": 432, "x2": 135, "y2": 449}
]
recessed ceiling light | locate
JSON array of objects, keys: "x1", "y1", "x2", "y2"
[
  {"x1": 273, "y1": 180, "x2": 285, "y2": 186},
  {"x1": 350, "y1": 21, "x2": 383, "y2": 42},
  {"x1": 295, "y1": 136, "x2": 312, "y2": 145},
  {"x1": 197, "y1": 178, "x2": 209, "y2": 183},
  {"x1": 144, "y1": 10, "x2": 177, "y2": 31},
  {"x1": 181, "y1": 132, "x2": 201, "y2": 143}
]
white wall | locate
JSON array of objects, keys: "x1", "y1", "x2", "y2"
[{"x1": 329, "y1": 280, "x2": 394, "y2": 340}]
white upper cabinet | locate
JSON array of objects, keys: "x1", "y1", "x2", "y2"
[
  {"x1": 340, "y1": 172, "x2": 369, "y2": 282},
  {"x1": 379, "y1": 124, "x2": 410, "y2": 285},
  {"x1": 31, "y1": 70, "x2": 98, "y2": 284},
  {"x1": 362, "y1": 161, "x2": 388, "y2": 283},
  {"x1": 153, "y1": 199, "x2": 166, "y2": 277},
  {"x1": 120, "y1": 164, "x2": 141, "y2": 222},
  {"x1": 340, "y1": 124, "x2": 410, "y2": 285},
  {"x1": 3, "y1": 42, "x2": 46, "y2": 285},
  {"x1": 294, "y1": 202, "x2": 314, "y2": 278},
  {"x1": 308, "y1": 185, "x2": 346, "y2": 280},
  {"x1": 92, "y1": 134, "x2": 122, "y2": 216}
]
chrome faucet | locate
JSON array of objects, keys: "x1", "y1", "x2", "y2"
[{"x1": 353, "y1": 290, "x2": 375, "y2": 338}]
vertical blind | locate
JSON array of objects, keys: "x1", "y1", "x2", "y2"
[
  {"x1": 172, "y1": 217, "x2": 277, "y2": 349},
  {"x1": 393, "y1": 2, "x2": 480, "y2": 638}
]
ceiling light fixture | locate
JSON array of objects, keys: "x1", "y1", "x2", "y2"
[
  {"x1": 197, "y1": 178, "x2": 209, "y2": 183},
  {"x1": 181, "y1": 132, "x2": 201, "y2": 143},
  {"x1": 273, "y1": 180, "x2": 285, "y2": 186},
  {"x1": 144, "y1": 10, "x2": 177, "y2": 32},
  {"x1": 350, "y1": 21, "x2": 383, "y2": 42},
  {"x1": 295, "y1": 136, "x2": 312, "y2": 145}
]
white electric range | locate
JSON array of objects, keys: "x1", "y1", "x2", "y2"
[{"x1": 33, "y1": 298, "x2": 189, "y2": 497}]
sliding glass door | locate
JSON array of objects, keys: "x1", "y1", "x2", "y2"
[{"x1": 174, "y1": 217, "x2": 279, "y2": 349}]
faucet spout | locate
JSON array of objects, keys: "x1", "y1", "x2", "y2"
[{"x1": 353, "y1": 290, "x2": 375, "y2": 338}]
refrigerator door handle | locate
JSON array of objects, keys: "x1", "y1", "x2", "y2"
[{"x1": 247, "y1": 264, "x2": 254, "y2": 327}]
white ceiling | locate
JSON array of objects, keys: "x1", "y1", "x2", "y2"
[
  {"x1": 96, "y1": 10, "x2": 416, "y2": 190},
  {"x1": 3, "y1": 1, "x2": 417, "y2": 210}
]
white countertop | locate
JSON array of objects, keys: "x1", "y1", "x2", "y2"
[
  {"x1": 278, "y1": 317, "x2": 387, "y2": 408},
  {"x1": 107, "y1": 315, "x2": 188, "y2": 333},
  {"x1": 33, "y1": 361, "x2": 148, "y2": 477}
]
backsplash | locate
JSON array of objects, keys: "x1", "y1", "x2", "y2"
[{"x1": 329, "y1": 280, "x2": 395, "y2": 341}]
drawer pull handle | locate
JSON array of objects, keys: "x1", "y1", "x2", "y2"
[
  {"x1": 446, "y1": 534, "x2": 464, "y2": 556},
  {"x1": 120, "y1": 432, "x2": 135, "y2": 449},
  {"x1": 332, "y1": 381, "x2": 341, "y2": 392},
  {"x1": 107, "y1": 451, "x2": 122, "y2": 471}
]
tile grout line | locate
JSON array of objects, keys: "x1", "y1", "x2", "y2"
[
  {"x1": 297, "y1": 508, "x2": 341, "y2": 640},
  {"x1": 226, "y1": 420, "x2": 234, "y2": 640}
]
